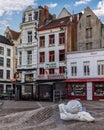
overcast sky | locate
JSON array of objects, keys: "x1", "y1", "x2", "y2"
[{"x1": 0, "y1": 0, "x2": 103, "y2": 34}]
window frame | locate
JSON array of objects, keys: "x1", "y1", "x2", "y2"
[
  {"x1": 27, "y1": 50, "x2": 32, "y2": 65},
  {"x1": 0, "y1": 69, "x2": 3, "y2": 79},
  {"x1": 71, "y1": 62, "x2": 77, "y2": 76},
  {"x1": 59, "y1": 32, "x2": 65, "y2": 45},
  {"x1": 7, "y1": 58, "x2": 11, "y2": 67},
  {"x1": 40, "y1": 52, "x2": 45, "y2": 63},
  {"x1": 49, "y1": 51, "x2": 55, "y2": 62},
  {"x1": 0, "y1": 47, "x2": 4, "y2": 55},
  {"x1": 28, "y1": 31, "x2": 32, "y2": 43},
  {"x1": 6, "y1": 70, "x2": 10, "y2": 79},
  {"x1": 83, "y1": 61, "x2": 90, "y2": 76},
  {"x1": 59, "y1": 50, "x2": 65, "y2": 61},
  {"x1": 49, "y1": 34, "x2": 55, "y2": 45},
  {"x1": 59, "y1": 66, "x2": 65, "y2": 73},
  {"x1": 40, "y1": 36, "x2": 45, "y2": 47}
]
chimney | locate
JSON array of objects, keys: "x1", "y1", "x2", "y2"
[{"x1": 44, "y1": 5, "x2": 48, "y2": 10}]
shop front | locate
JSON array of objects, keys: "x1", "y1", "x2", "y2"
[
  {"x1": 93, "y1": 82, "x2": 104, "y2": 100},
  {"x1": 66, "y1": 78, "x2": 104, "y2": 100},
  {"x1": 66, "y1": 82, "x2": 87, "y2": 100},
  {"x1": 35, "y1": 80, "x2": 66, "y2": 102}
]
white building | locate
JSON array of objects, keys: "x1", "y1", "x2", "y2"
[
  {"x1": 17, "y1": 5, "x2": 53, "y2": 100},
  {"x1": 66, "y1": 49, "x2": 104, "y2": 100},
  {"x1": 0, "y1": 35, "x2": 13, "y2": 94}
]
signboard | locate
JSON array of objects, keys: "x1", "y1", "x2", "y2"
[{"x1": 44, "y1": 62, "x2": 59, "y2": 69}]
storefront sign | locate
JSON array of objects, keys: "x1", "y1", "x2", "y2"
[{"x1": 44, "y1": 62, "x2": 59, "y2": 69}]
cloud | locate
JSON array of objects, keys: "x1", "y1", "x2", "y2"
[
  {"x1": 75, "y1": 0, "x2": 91, "y2": 6},
  {"x1": 93, "y1": 0, "x2": 104, "y2": 17},
  {"x1": 0, "y1": 0, "x2": 35, "y2": 16},
  {"x1": 0, "y1": 20, "x2": 9, "y2": 32},
  {"x1": 46, "y1": 3, "x2": 58, "y2": 8}
]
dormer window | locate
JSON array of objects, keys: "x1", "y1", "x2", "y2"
[
  {"x1": 28, "y1": 13, "x2": 32, "y2": 22},
  {"x1": 34, "y1": 12, "x2": 38, "y2": 20}
]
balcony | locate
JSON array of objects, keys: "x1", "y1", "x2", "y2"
[{"x1": 37, "y1": 74, "x2": 66, "y2": 80}]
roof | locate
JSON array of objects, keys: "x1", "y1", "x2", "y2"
[
  {"x1": 0, "y1": 35, "x2": 13, "y2": 46},
  {"x1": 37, "y1": 16, "x2": 71, "y2": 31},
  {"x1": 57, "y1": 8, "x2": 71, "y2": 19},
  {"x1": 24, "y1": 6, "x2": 33, "y2": 12},
  {"x1": 9, "y1": 29, "x2": 20, "y2": 40}
]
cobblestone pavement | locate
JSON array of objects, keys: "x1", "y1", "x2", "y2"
[{"x1": 0, "y1": 100, "x2": 104, "y2": 130}]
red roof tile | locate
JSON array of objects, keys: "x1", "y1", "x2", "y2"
[{"x1": 9, "y1": 29, "x2": 21, "y2": 40}]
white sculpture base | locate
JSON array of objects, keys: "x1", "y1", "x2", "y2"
[{"x1": 59, "y1": 100, "x2": 95, "y2": 122}]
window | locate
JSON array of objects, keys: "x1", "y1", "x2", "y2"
[
  {"x1": 0, "y1": 84, "x2": 3, "y2": 93},
  {"x1": 98, "y1": 60, "x2": 104, "y2": 75},
  {"x1": 86, "y1": 28, "x2": 92, "y2": 38},
  {"x1": 25, "y1": 74, "x2": 33, "y2": 81},
  {"x1": 94, "y1": 83, "x2": 104, "y2": 96},
  {"x1": 49, "y1": 69, "x2": 54, "y2": 74},
  {"x1": 6, "y1": 85, "x2": 12, "y2": 93},
  {"x1": 15, "y1": 47, "x2": 18, "y2": 55},
  {"x1": 28, "y1": 13, "x2": 32, "y2": 21},
  {"x1": 59, "y1": 33, "x2": 65, "y2": 44},
  {"x1": 83, "y1": 61, "x2": 90, "y2": 76},
  {"x1": 70, "y1": 83, "x2": 86, "y2": 96},
  {"x1": 7, "y1": 48, "x2": 11, "y2": 56},
  {"x1": 86, "y1": 15, "x2": 91, "y2": 25},
  {"x1": 34, "y1": 12, "x2": 38, "y2": 20},
  {"x1": 7, "y1": 58, "x2": 11, "y2": 67},
  {"x1": 0, "y1": 70, "x2": 3, "y2": 78},
  {"x1": 28, "y1": 31, "x2": 32, "y2": 43},
  {"x1": 40, "y1": 36, "x2": 45, "y2": 47},
  {"x1": 6, "y1": 70, "x2": 10, "y2": 79},
  {"x1": 15, "y1": 59, "x2": 17, "y2": 68},
  {"x1": 49, "y1": 34, "x2": 55, "y2": 45},
  {"x1": 40, "y1": 52, "x2": 45, "y2": 63},
  {"x1": 19, "y1": 52, "x2": 22, "y2": 65},
  {"x1": 39, "y1": 68, "x2": 45, "y2": 74},
  {"x1": 71, "y1": 62, "x2": 77, "y2": 76},
  {"x1": 49, "y1": 51, "x2": 55, "y2": 62},
  {"x1": 59, "y1": 50, "x2": 65, "y2": 61},
  {"x1": 0, "y1": 57, "x2": 4, "y2": 66},
  {"x1": 59, "y1": 66, "x2": 65, "y2": 73},
  {"x1": 0, "y1": 47, "x2": 4, "y2": 55},
  {"x1": 20, "y1": 39, "x2": 22, "y2": 44},
  {"x1": 24, "y1": 85, "x2": 32, "y2": 93},
  {"x1": 27, "y1": 50, "x2": 32, "y2": 64},
  {"x1": 79, "y1": 23, "x2": 81, "y2": 29},
  {"x1": 86, "y1": 42, "x2": 92, "y2": 50}
]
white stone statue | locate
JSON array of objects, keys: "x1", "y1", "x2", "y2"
[{"x1": 59, "y1": 100, "x2": 95, "y2": 122}]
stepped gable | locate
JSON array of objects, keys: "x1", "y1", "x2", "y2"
[
  {"x1": 9, "y1": 29, "x2": 20, "y2": 40},
  {"x1": 0, "y1": 35, "x2": 13, "y2": 46}
]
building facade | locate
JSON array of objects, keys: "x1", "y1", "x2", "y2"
[
  {"x1": 4, "y1": 26, "x2": 21, "y2": 78},
  {"x1": 65, "y1": 7, "x2": 104, "y2": 101},
  {"x1": 35, "y1": 8, "x2": 81, "y2": 101},
  {"x1": 77, "y1": 7, "x2": 104, "y2": 51},
  {"x1": 0, "y1": 35, "x2": 13, "y2": 94},
  {"x1": 16, "y1": 5, "x2": 54, "y2": 100},
  {"x1": 66, "y1": 49, "x2": 104, "y2": 100}
]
